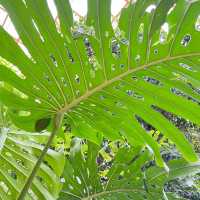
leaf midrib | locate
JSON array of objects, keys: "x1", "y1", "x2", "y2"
[
  {"x1": 59, "y1": 52, "x2": 200, "y2": 114},
  {"x1": 61, "y1": 188, "x2": 145, "y2": 200},
  {"x1": 81, "y1": 188, "x2": 145, "y2": 200}
]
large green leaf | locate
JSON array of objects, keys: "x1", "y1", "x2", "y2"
[
  {"x1": 0, "y1": 128, "x2": 65, "y2": 200},
  {"x1": 0, "y1": 0, "x2": 200, "y2": 195},
  {"x1": 59, "y1": 141, "x2": 200, "y2": 200}
]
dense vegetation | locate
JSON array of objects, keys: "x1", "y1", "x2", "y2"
[{"x1": 0, "y1": 0, "x2": 200, "y2": 199}]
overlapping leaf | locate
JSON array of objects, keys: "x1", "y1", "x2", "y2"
[
  {"x1": 0, "y1": 128, "x2": 65, "y2": 200},
  {"x1": 59, "y1": 141, "x2": 200, "y2": 200},
  {"x1": 0, "y1": 0, "x2": 200, "y2": 167}
]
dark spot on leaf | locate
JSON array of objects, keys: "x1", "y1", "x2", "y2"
[
  {"x1": 35, "y1": 118, "x2": 51, "y2": 132},
  {"x1": 154, "y1": 49, "x2": 158, "y2": 54},
  {"x1": 120, "y1": 64, "x2": 125, "y2": 69}
]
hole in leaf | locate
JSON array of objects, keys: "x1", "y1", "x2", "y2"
[
  {"x1": 195, "y1": 15, "x2": 200, "y2": 32},
  {"x1": 171, "y1": 88, "x2": 200, "y2": 105},
  {"x1": 8, "y1": 170, "x2": 17, "y2": 180},
  {"x1": 145, "y1": 4, "x2": 156, "y2": 13},
  {"x1": 152, "y1": 105, "x2": 200, "y2": 149},
  {"x1": 187, "y1": 83, "x2": 200, "y2": 95},
  {"x1": 179, "y1": 62, "x2": 193, "y2": 71},
  {"x1": 84, "y1": 38, "x2": 94, "y2": 57},
  {"x1": 120, "y1": 38, "x2": 129, "y2": 45},
  {"x1": 143, "y1": 76, "x2": 162, "y2": 86},
  {"x1": 71, "y1": 25, "x2": 85, "y2": 39},
  {"x1": 35, "y1": 99, "x2": 41, "y2": 104},
  {"x1": 64, "y1": 44, "x2": 74, "y2": 63},
  {"x1": 132, "y1": 76, "x2": 138, "y2": 81},
  {"x1": 126, "y1": 90, "x2": 133, "y2": 96},
  {"x1": 60, "y1": 77, "x2": 67, "y2": 87},
  {"x1": 44, "y1": 74, "x2": 51, "y2": 82},
  {"x1": 76, "y1": 176, "x2": 82, "y2": 185},
  {"x1": 0, "y1": 56, "x2": 25, "y2": 79},
  {"x1": 135, "y1": 54, "x2": 141, "y2": 63},
  {"x1": 167, "y1": 3, "x2": 176, "y2": 15},
  {"x1": 50, "y1": 54, "x2": 58, "y2": 67},
  {"x1": 60, "y1": 177, "x2": 65, "y2": 183},
  {"x1": 125, "y1": 89, "x2": 144, "y2": 100},
  {"x1": 135, "y1": 115, "x2": 155, "y2": 131},
  {"x1": 181, "y1": 34, "x2": 191, "y2": 47},
  {"x1": 68, "y1": 184, "x2": 74, "y2": 190},
  {"x1": 112, "y1": 39, "x2": 120, "y2": 58},
  {"x1": 115, "y1": 101, "x2": 123, "y2": 107},
  {"x1": 138, "y1": 23, "x2": 144, "y2": 43},
  {"x1": 160, "y1": 22, "x2": 169, "y2": 43},
  {"x1": 16, "y1": 159, "x2": 26, "y2": 168},
  {"x1": 74, "y1": 74, "x2": 80, "y2": 84}
]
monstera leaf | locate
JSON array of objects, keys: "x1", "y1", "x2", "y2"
[
  {"x1": 0, "y1": 0, "x2": 200, "y2": 198},
  {"x1": 59, "y1": 141, "x2": 200, "y2": 200},
  {"x1": 0, "y1": 128, "x2": 65, "y2": 200}
]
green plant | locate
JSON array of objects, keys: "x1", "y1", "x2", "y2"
[
  {"x1": 0, "y1": 129, "x2": 65, "y2": 200},
  {"x1": 60, "y1": 140, "x2": 200, "y2": 200},
  {"x1": 0, "y1": 104, "x2": 65, "y2": 199},
  {"x1": 0, "y1": 0, "x2": 200, "y2": 199}
]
